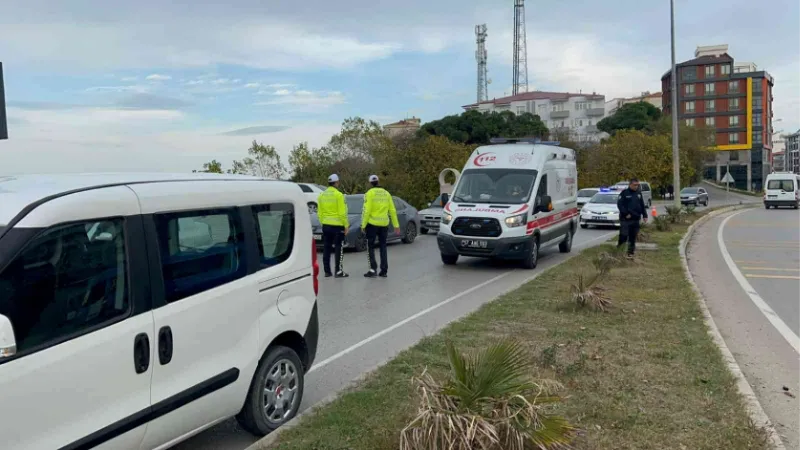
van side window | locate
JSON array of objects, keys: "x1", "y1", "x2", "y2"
[
  {"x1": 298, "y1": 184, "x2": 313, "y2": 193},
  {"x1": 154, "y1": 209, "x2": 246, "y2": 303},
  {"x1": 641, "y1": 183, "x2": 651, "y2": 192},
  {"x1": 0, "y1": 219, "x2": 128, "y2": 353},
  {"x1": 252, "y1": 203, "x2": 294, "y2": 268},
  {"x1": 535, "y1": 174, "x2": 548, "y2": 206}
]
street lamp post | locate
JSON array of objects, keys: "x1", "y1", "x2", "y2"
[
  {"x1": 669, "y1": 0, "x2": 680, "y2": 208},
  {"x1": 0, "y1": 62, "x2": 8, "y2": 140}
]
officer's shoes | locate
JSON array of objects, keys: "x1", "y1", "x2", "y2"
[
  {"x1": 378, "y1": 272, "x2": 387, "y2": 278},
  {"x1": 324, "y1": 273, "x2": 333, "y2": 278},
  {"x1": 364, "y1": 270, "x2": 377, "y2": 278},
  {"x1": 335, "y1": 271, "x2": 349, "y2": 278}
]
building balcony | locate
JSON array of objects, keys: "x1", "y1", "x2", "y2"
[
  {"x1": 584, "y1": 124, "x2": 599, "y2": 133},
  {"x1": 586, "y1": 107, "x2": 605, "y2": 117},
  {"x1": 550, "y1": 110, "x2": 570, "y2": 119}
]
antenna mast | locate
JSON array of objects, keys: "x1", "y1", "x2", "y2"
[
  {"x1": 512, "y1": 0, "x2": 529, "y2": 95},
  {"x1": 475, "y1": 24, "x2": 488, "y2": 103}
]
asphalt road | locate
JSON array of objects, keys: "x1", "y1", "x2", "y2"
[
  {"x1": 687, "y1": 207, "x2": 799, "y2": 448},
  {"x1": 174, "y1": 182, "x2": 758, "y2": 450}
]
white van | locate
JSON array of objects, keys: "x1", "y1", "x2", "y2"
[
  {"x1": 437, "y1": 138, "x2": 579, "y2": 269},
  {"x1": 0, "y1": 173, "x2": 320, "y2": 450},
  {"x1": 764, "y1": 172, "x2": 800, "y2": 209}
]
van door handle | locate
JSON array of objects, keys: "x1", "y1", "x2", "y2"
[
  {"x1": 133, "y1": 333, "x2": 150, "y2": 374},
  {"x1": 158, "y1": 326, "x2": 174, "y2": 365}
]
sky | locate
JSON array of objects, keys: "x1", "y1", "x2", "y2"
[{"x1": 1, "y1": 0, "x2": 798, "y2": 174}]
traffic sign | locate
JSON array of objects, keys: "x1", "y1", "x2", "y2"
[{"x1": 721, "y1": 172, "x2": 734, "y2": 183}]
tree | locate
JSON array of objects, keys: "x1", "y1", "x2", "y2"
[
  {"x1": 230, "y1": 141, "x2": 286, "y2": 178},
  {"x1": 324, "y1": 117, "x2": 394, "y2": 193},
  {"x1": 287, "y1": 142, "x2": 336, "y2": 184},
  {"x1": 419, "y1": 110, "x2": 548, "y2": 145},
  {"x1": 597, "y1": 102, "x2": 662, "y2": 135},
  {"x1": 652, "y1": 116, "x2": 714, "y2": 186},
  {"x1": 193, "y1": 159, "x2": 224, "y2": 173}
]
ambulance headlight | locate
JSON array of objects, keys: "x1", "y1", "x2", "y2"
[
  {"x1": 442, "y1": 213, "x2": 453, "y2": 225},
  {"x1": 505, "y1": 213, "x2": 527, "y2": 228}
]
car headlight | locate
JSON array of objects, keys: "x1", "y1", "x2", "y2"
[
  {"x1": 442, "y1": 213, "x2": 453, "y2": 225},
  {"x1": 505, "y1": 213, "x2": 527, "y2": 228}
]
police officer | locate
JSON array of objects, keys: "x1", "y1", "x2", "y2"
[
  {"x1": 361, "y1": 175, "x2": 399, "y2": 278},
  {"x1": 318, "y1": 174, "x2": 349, "y2": 278},
  {"x1": 616, "y1": 177, "x2": 648, "y2": 258}
]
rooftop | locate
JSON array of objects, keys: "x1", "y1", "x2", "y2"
[{"x1": 463, "y1": 90, "x2": 604, "y2": 109}]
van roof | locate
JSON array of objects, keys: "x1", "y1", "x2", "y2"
[
  {"x1": 0, "y1": 172, "x2": 280, "y2": 226},
  {"x1": 465, "y1": 143, "x2": 575, "y2": 170}
]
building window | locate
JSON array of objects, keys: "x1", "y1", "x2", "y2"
[
  {"x1": 684, "y1": 84, "x2": 695, "y2": 95},
  {"x1": 752, "y1": 95, "x2": 762, "y2": 108},
  {"x1": 704, "y1": 65, "x2": 715, "y2": 77},
  {"x1": 682, "y1": 67, "x2": 697, "y2": 80},
  {"x1": 754, "y1": 132, "x2": 762, "y2": 144},
  {"x1": 729, "y1": 133, "x2": 739, "y2": 144},
  {"x1": 516, "y1": 106, "x2": 526, "y2": 114},
  {"x1": 685, "y1": 101, "x2": 695, "y2": 113},
  {"x1": 705, "y1": 83, "x2": 715, "y2": 95},
  {"x1": 729, "y1": 98, "x2": 740, "y2": 110},
  {"x1": 729, "y1": 116, "x2": 739, "y2": 127},
  {"x1": 730, "y1": 151, "x2": 739, "y2": 161},
  {"x1": 705, "y1": 100, "x2": 715, "y2": 112},
  {"x1": 685, "y1": 118, "x2": 695, "y2": 127},
  {"x1": 721, "y1": 65, "x2": 731, "y2": 75},
  {"x1": 752, "y1": 78, "x2": 763, "y2": 92},
  {"x1": 705, "y1": 116, "x2": 714, "y2": 127},
  {"x1": 728, "y1": 81, "x2": 739, "y2": 93},
  {"x1": 752, "y1": 112, "x2": 762, "y2": 125}
]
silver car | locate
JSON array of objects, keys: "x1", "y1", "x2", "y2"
[
  {"x1": 418, "y1": 193, "x2": 448, "y2": 235},
  {"x1": 576, "y1": 188, "x2": 600, "y2": 210}
]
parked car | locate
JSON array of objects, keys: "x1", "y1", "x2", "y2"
[
  {"x1": 0, "y1": 173, "x2": 319, "y2": 449},
  {"x1": 297, "y1": 182, "x2": 326, "y2": 213},
  {"x1": 763, "y1": 172, "x2": 800, "y2": 209},
  {"x1": 417, "y1": 193, "x2": 448, "y2": 234},
  {"x1": 312, "y1": 194, "x2": 420, "y2": 251},
  {"x1": 576, "y1": 188, "x2": 600, "y2": 210},
  {"x1": 580, "y1": 189, "x2": 622, "y2": 229},
  {"x1": 680, "y1": 187, "x2": 709, "y2": 206}
]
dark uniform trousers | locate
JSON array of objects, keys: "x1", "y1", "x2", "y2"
[
  {"x1": 322, "y1": 224, "x2": 345, "y2": 275},
  {"x1": 617, "y1": 220, "x2": 640, "y2": 255},
  {"x1": 364, "y1": 224, "x2": 388, "y2": 274}
]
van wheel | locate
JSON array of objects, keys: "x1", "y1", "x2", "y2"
[
  {"x1": 402, "y1": 223, "x2": 417, "y2": 244},
  {"x1": 580, "y1": 223, "x2": 588, "y2": 229},
  {"x1": 441, "y1": 253, "x2": 458, "y2": 265},
  {"x1": 522, "y1": 236, "x2": 539, "y2": 269},
  {"x1": 237, "y1": 345, "x2": 305, "y2": 436},
  {"x1": 559, "y1": 229, "x2": 573, "y2": 253}
]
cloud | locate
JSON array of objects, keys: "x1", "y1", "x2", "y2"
[
  {"x1": 256, "y1": 90, "x2": 346, "y2": 107},
  {"x1": 115, "y1": 93, "x2": 193, "y2": 110},
  {"x1": 85, "y1": 85, "x2": 149, "y2": 93},
  {"x1": 145, "y1": 73, "x2": 172, "y2": 81},
  {"x1": 244, "y1": 83, "x2": 260, "y2": 88},
  {"x1": 220, "y1": 125, "x2": 292, "y2": 136}
]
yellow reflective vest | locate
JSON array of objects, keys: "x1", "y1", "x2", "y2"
[
  {"x1": 317, "y1": 186, "x2": 349, "y2": 228},
  {"x1": 361, "y1": 187, "x2": 400, "y2": 229}
]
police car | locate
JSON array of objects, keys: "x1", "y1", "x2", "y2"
[{"x1": 579, "y1": 187, "x2": 622, "y2": 229}]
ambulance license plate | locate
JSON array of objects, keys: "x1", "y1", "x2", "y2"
[{"x1": 461, "y1": 239, "x2": 488, "y2": 249}]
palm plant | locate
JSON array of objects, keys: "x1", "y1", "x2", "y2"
[
  {"x1": 653, "y1": 215, "x2": 672, "y2": 232},
  {"x1": 592, "y1": 251, "x2": 621, "y2": 277},
  {"x1": 400, "y1": 340, "x2": 577, "y2": 450},
  {"x1": 664, "y1": 205, "x2": 684, "y2": 224},
  {"x1": 571, "y1": 273, "x2": 612, "y2": 312}
]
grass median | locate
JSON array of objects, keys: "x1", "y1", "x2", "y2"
[{"x1": 263, "y1": 212, "x2": 769, "y2": 450}]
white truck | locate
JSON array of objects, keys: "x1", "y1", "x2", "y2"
[{"x1": 437, "y1": 138, "x2": 579, "y2": 269}]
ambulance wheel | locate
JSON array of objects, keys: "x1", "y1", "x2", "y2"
[
  {"x1": 522, "y1": 236, "x2": 539, "y2": 270},
  {"x1": 559, "y1": 228, "x2": 573, "y2": 253},
  {"x1": 441, "y1": 253, "x2": 458, "y2": 265}
]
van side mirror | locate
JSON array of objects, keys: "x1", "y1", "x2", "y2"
[
  {"x1": 535, "y1": 195, "x2": 553, "y2": 214},
  {"x1": 0, "y1": 315, "x2": 17, "y2": 359}
]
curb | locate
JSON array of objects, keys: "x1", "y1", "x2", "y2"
[{"x1": 679, "y1": 205, "x2": 786, "y2": 450}]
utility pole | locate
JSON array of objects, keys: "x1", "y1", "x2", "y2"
[
  {"x1": 512, "y1": 0, "x2": 529, "y2": 96},
  {"x1": 669, "y1": 0, "x2": 680, "y2": 207},
  {"x1": 0, "y1": 62, "x2": 8, "y2": 140}
]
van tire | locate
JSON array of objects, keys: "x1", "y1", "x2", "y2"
[
  {"x1": 559, "y1": 228, "x2": 573, "y2": 253},
  {"x1": 522, "y1": 236, "x2": 539, "y2": 270},
  {"x1": 237, "y1": 345, "x2": 305, "y2": 436},
  {"x1": 441, "y1": 253, "x2": 458, "y2": 265}
]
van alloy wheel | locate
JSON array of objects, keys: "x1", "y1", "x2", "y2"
[{"x1": 263, "y1": 358, "x2": 300, "y2": 424}]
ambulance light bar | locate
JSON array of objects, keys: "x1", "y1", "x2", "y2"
[{"x1": 489, "y1": 137, "x2": 561, "y2": 146}]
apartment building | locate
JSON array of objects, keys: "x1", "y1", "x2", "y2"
[
  {"x1": 661, "y1": 44, "x2": 775, "y2": 191},
  {"x1": 787, "y1": 129, "x2": 800, "y2": 174},
  {"x1": 383, "y1": 117, "x2": 421, "y2": 138},
  {"x1": 605, "y1": 91, "x2": 663, "y2": 115},
  {"x1": 462, "y1": 91, "x2": 607, "y2": 142}
]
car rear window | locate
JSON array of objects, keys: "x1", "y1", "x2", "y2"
[
  {"x1": 577, "y1": 189, "x2": 598, "y2": 197},
  {"x1": 767, "y1": 180, "x2": 795, "y2": 191}
]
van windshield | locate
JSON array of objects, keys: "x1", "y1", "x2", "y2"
[
  {"x1": 767, "y1": 180, "x2": 795, "y2": 191},
  {"x1": 452, "y1": 169, "x2": 538, "y2": 204},
  {"x1": 590, "y1": 193, "x2": 619, "y2": 204},
  {"x1": 577, "y1": 189, "x2": 599, "y2": 197}
]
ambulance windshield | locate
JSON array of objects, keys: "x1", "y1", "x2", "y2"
[{"x1": 452, "y1": 169, "x2": 537, "y2": 204}]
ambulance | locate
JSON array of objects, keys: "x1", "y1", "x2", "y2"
[{"x1": 437, "y1": 138, "x2": 579, "y2": 269}]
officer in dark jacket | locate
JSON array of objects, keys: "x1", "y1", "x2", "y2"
[{"x1": 617, "y1": 178, "x2": 648, "y2": 258}]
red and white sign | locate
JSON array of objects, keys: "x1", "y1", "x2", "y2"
[{"x1": 473, "y1": 152, "x2": 497, "y2": 167}]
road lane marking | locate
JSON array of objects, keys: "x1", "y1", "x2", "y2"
[
  {"x1": 741, "y1": 267, "x2": 800, "y2": 272},
  {"x1": 307, "y1": 230, "x2": 617, "y2": 374},
  {"x1": 729, "y1": 223, "x2": 800, "y2": 228},
  {"x1": 719, "y1": 210, "x2": 800, "y2": 354},
  {"x1": 745, "y1": 274, "x2": 800, "y2": 280},
  {"x1": 735, "y1": 260, "x2": 799, "y2": 265}
]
